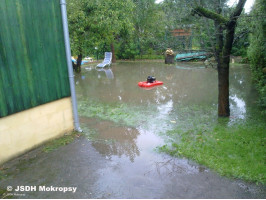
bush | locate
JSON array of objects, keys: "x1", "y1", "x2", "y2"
[
  {"x1": 247, "y1": 0, "x2": 266, "y2": 112},
  {"x1": 135, "y1": 54, "x2": 164, "y2": 59}
]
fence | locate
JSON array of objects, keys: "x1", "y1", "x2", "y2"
[{"x1": 0, "y1": 0, "x2": 71, "y2": 118}]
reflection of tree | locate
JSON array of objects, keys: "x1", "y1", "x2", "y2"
[
  {"x1": 76, "y1": 62, "x2": 258, "y2": 121},
  {"x1": 229, "y1": 67, "x2": 258, "y2": 115},
  {"x1": 75, "y1": 62, "x2": 218, "y2": 106},
  {"x1": 144, "y1": 158, "x2": 207, "y2": 178},
  {"x1": 230, "y1": 69, "x2": 249, "y2": 99},
  {"x1": 90, "y1": 121, "x2": 140, "y2": 162}
]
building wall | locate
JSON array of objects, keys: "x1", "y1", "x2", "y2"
[{"x1": 0, "y1": 97, "x2": 74, "y2": 165}]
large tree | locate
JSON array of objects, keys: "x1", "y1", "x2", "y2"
[
  {"x1": 192, "y1": 0, "x2": 247, "y2": 117},
  {"x1": 91, "y1": 0, "x2": 135, "y2": 63},
  {"x1": 67, "y1": 0, "x2": 134, "y2": 71},
  {"x1": 67, "y1": 0, "x2": 98, "y2": 72},
  {"x1": 133, "y1": 0, "x2": 166, "y2": 56}
]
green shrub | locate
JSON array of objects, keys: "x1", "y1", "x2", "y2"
[
  {"x1": 247, "y1": 0, "x2": 266, "y2": 112},
  {"x1": 135, "y1": 54, "x2": 164, "y2": 59}
]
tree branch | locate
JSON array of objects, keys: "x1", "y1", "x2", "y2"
[
  {"x1": 227, "y1": 0, "x2": 247, "y2": 28},
  {"x1": 223, "y1": 0, "x2": 247, "y2": 61},
  {"x1": 230, "y1": 0, "x2": 247, "y2": 20},
  {"x1": 192, "y1": 6, "x2": 229, "y2": 25},
  {"x1": 233, "y1": 29, "x2": 250, "y2": 44}
]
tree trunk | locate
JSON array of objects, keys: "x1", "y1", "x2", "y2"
[
  {"x1": 215, "y1": 22, "x2": 230, "y2": 117},
  {"x1": 110, "y1": 43, "x2": 116, "y2": 63},
  {"x1": 217, "y1": 12, "x2": 238, "y2": 117},
  {"x1": 218, "y1": 65, "x2": 230, "y2": 116},
  {"x1": 72, "y1": 61, "x2": 77, "y2": 72},
  {"x1": 76, "y1": 54, "x2": 82, "y2": 73},
  {"x1": 214, "y1": 22, "x2": 223, "y2": 65},
  {"x1": 192, "y1": 0, "x2": 246, "y2": 117}
]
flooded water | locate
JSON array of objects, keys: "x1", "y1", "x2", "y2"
[
  {"x1": 0, "y1": 61, "x2": 264, "y2": 199},
  {"x1": 78, "y1": 62, "x2": 218, "y2": 106},
  {"x1": 74, "y1": 61, "x2": 263, "y2": 198},
  {"x1": 77, "y1": 61, "x2": 257, "y2": 119},
  {"x1": 77, "y1": 61, "x2": 258, "y2": 140}
]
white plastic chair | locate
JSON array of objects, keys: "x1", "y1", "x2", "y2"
[{"x1": 96, "y1": 52, "x2": 112, "y2": 68}]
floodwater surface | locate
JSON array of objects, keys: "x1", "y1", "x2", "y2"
[
  {"x1": 75, "y1": 61, "x2": 263, "y2": 198},
  {"x1": 77, "y1": 61, "x2": 256, "y2": 119},
  {"x1": 0, "y1": 61, "x2": 265, "y2": 198}
]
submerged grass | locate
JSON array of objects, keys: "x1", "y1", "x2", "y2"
[
  {"x1": 42, "y1": 131, "x2": 80, "y2": 153},
  {"x1": 159, "y1": 112, "x2": 266, "y2": 184},
  {"x1": 0, "y1": 188, "x2": 9, "y2": 199},
  {"x1": 0, "y1": 169, "x2": 7, "y2": 181},
  {"x1": 78, "y1": 97, "x2": 265, "y2": 184},
  {"x1": 78, "y1": 99, "x2": 155, "y2": 127}
]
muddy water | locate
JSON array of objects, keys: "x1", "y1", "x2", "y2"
[
  {"x1": 78, "y1": 62, "x2": 218, "y2": 106},
  {"x1": 77, "y1": 62, "x2": 257, "y2": 119},
  {"x1": 73, "y1": 61, "x2": 263, "y2": 198},
  {"x1": 0, "y1": 61, "x2": 264, "y2": 199}
]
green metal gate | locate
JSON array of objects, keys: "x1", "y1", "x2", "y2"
[{"x1": 0, "y1": 0, "x2": 71, "y2": 118}]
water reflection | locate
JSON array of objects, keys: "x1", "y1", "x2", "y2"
[
  {"x1": 230, "y1": 95, "x2": 246, "y2": 119},
  {"x1": 145, "y1": 157, "x2": 208, "y2": 177},
  {"x1": 76, "y1": 62, "x2": 218, "y2": 107},
  {"x1": 96, "y1": 68, "x2": 114, "y2": 79},
  {"x1": 229, "y1": 65, "x2": 258, "y2": 118},
  {"x1": 175, "y1": 64, "x2": 206, "y2": 70},
  {"x1": 77, "y1": 62, "x2": 258, "y2": 159},
  {"x1": 80, "y1": 118, "x2": 140, "y2": 162}
]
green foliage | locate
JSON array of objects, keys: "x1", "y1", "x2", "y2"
[
  {"x1": 247, "y1": 0, "x2": 266, "y2": 111},
  {"x1": 67, "y1": 0, "x2": 135, "y2": 58},
  {"x1": 94, "y1": 0, "x2": 135, "y2": 40},
  {"x1": 132, "y1": 0, "x2": 167, "y2": 55},
  {"x1": 67, "y1": 0, "x2": 90, "y2": 56},
  {"x1": 66, "y1": 0, "x2": 260, "y2": 62},
  {"x1": 116, "y1": 27, "x2": 139, "y2": 59},
  {"x1": 160, "y1": 0, "x2": 193, "y2": 27},
  {"x1": 117, "y1": 42, "x2": 139, "y2": 60},
  {"x1": 0, "y1": 188, "x2": 9, "y2": 199},
  {"x1": 192, "y1": 6, "x2": 229, "y2": 25},
  {"x1": 231, "y1": 12, "x2": 251, "y2": 57},
  {"x1": 135, "y1": 54, "x2": 164, "y2": 59},
  {"x1": 0, "y1": 188, "x2": 5, "y2": 195},
  {"x1": 0, "y1": 170, "x2": 7, "y2": 181}
]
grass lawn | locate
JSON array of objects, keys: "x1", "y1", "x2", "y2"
[{"x1": 159, "y1": 118, "x2": 266, "y2": 184}]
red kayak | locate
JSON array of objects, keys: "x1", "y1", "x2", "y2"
[{"x1": 138, "y1": 81, "x2": 163, "y2": 87}]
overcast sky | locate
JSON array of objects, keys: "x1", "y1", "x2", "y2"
[
  {"x1": 227, "y1": 0, "x2": 255, "y2": 12},
  {"x1": 155, "y1": 0, "x2": 255, "y2": 13}
]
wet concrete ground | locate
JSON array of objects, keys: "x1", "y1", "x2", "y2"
[
  {"x1": 0, "y1": 117, "x2": 265, "y2": 198},
  {"x1": 1, "y1": 62, "x2": 265, "y2": 198}
]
